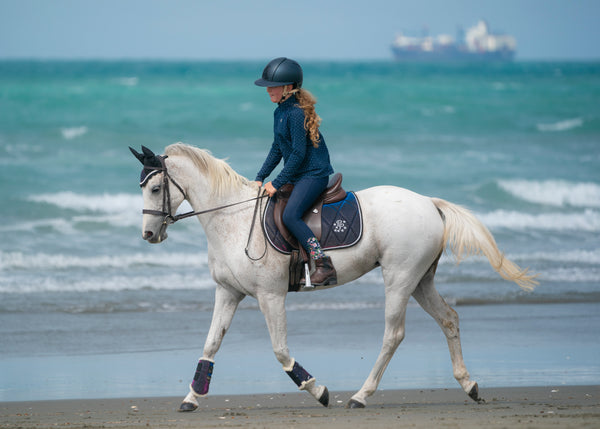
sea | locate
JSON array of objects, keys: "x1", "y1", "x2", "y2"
[{"x1": 0, "y1": 60, "x2": 599, "y2": 402}]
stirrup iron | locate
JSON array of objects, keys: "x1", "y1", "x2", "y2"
[{"x1": 303, "y1": 262, "x2": 314, "y2": 289}]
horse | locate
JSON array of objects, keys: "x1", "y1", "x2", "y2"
[{"x1": 130, "y1": 143, "x2": 537, "y2": 411}]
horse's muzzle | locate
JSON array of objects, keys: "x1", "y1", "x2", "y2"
[{"x1": 143, "y1": 230, "x2": 167, "y2": 243}]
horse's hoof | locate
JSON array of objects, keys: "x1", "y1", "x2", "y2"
[
  {"x1": 178, "y1": 402, "x2": 198, "y2": 412},
  {"x1": 468, "y1": 382, "x2": 484, "y2": 403},
  {"x1": 346, "y1": 399, "x2": 366, "y2": 409},
  {"x1": 318, "y1": 387, "x2": 329, "y2": 407}
]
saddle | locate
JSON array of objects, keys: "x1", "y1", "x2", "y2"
[
  {"x1": 273, "y1": 173, "x2": 347, "y2": 248},
  {"x1": 262, "y1": 173, "x2": 363, "y2": 291}
]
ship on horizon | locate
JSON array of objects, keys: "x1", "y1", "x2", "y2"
[{"x1": 391, "y1": 20, "x2": 516, "y2": 61}]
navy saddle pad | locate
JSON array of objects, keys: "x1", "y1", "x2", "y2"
[{"x1": 263, "y1": 191, "x2": 363, "y2": 254}]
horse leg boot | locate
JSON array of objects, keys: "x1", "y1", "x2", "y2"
[
  {"x1": 180, "y1": 359, "x2": 214, "y2": 411},
  {"x1": 284, "y1": 358, "x2": 329, "y2": 407}
]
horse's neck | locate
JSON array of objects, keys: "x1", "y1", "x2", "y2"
[{"x1": 184, "y1": 171, "x2": 258, "y2": 245}]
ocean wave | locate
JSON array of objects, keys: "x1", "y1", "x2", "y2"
[
  {"x1": 27, "y1": 191, "x2": 195, "y2": 218},
  {"x1": 24, "y1": 192, "x2": 145, "y2": 229},
  {"x1": 497, "y1": 179, "x2": 600, "y2": 208},
  {"x1": 537, "y1": 266, "x2": 600, "y2": 283},
  {"x1": 450, "y1": 291, "x2": 600, "y2": 306},
  {"x1": 536, "y1": 117, "x2": 583, "y2": 132},
  {"x1": 0, "y1": 272, "x2": 215, "y2": 294},
  {"x1": 60, "y1": 126, "x2": 88, "y2": 140},
  {"x1": 286, "y1": 301, "x2": 385, "y2": 312},
  {"x1": 476, "y1": 209, "x2": 600, "y2": 231},
  {"x1": 0, "y1": 251, "x2": 208, "y2": 271},
  {"x1": 517, "y1": 249, "x2": 600, "y2": 265},
  {"x1": 438, "y1": 249, "x2": 600, "y2": 266},
  {"x1": 28, "y1": 192, "x2": 141, "y2": 214},
  {"x1": 114, "y1": 77, "x2": 139, "y2": 86},
  {"x1": 15, "y1": 192, "x2": 144, "y2": 230}
]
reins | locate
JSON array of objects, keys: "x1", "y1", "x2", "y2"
[
  {"x1": 141, "y1": 157, "x2": 269, "y2": 258},
  {"x1": 244, "y1": 187, "x2": 268, "y2": 261},
  {"x1": 169, "y1": 193, "x2": 269, "y2": 223}
]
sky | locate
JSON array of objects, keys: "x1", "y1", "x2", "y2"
[{"x1": 1, "y1": 0, "x2": 599, "y2": 61}]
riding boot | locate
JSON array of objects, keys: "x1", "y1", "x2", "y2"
[{"x1": 309, "y1": 256, "x2": 337, "y2": 286}]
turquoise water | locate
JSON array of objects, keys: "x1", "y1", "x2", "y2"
[{"x1": 0, "y1": 61, "x2": 599, "y2": 401}]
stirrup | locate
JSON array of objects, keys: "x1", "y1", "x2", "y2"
[{"x1": 303, "y1": 262, "x2": 314, "y2": 289}]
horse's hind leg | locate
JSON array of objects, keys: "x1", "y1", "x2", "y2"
[
  {"x1": 411, "y1": 264, "x2": 483, "y2": 403},
  {"x1": 347, "y1": 270, "x2": 414, "y2": 408}
]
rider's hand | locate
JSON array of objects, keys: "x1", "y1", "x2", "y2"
[{"x1": 264, "y1": 181, "x2": 277, "y2": 197}]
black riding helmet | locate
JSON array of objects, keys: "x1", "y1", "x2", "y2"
[{"x1": 254, "y1": 57, "x2": 303, "y2": 88}]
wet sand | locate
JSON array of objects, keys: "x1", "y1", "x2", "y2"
[{"x1": 1, "y1": 385, "x2": 598, "y2": 428}]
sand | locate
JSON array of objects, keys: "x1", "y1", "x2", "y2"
[{"x1": 1, "y1": 385, "x2": 598, "y2": 428}]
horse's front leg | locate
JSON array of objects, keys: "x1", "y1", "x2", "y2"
[
  {"x1": 258, "y1": 292, "x2": 329, "y2": 407},
  {"x1": 179, "y1": 284, "x2": 244, "y2": 412}
]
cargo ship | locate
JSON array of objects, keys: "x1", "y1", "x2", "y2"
[{"x1": 391, "y1": 20, "x2": 516, "y2": 61}]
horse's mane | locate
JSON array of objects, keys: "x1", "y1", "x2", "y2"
[{"x1": 165, "y1": 143, "x2": 250, "y2": 196}]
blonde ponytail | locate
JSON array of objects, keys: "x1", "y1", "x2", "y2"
[{"x1": 294, "y1": 89, "x2": 322, "y2": 148}]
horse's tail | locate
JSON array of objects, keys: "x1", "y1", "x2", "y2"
[{"x1": 431, "y1": 197, "x2": 538, "y2": 291}]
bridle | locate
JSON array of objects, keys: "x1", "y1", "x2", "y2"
[
  {"x1": 141, "y1": 156, "x2": 185, "y2": 218},
  {"x1": 141, "y1": 156, "x2": 268, "y2": 257}
]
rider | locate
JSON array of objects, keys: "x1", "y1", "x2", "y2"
[{"x1": 254, "y1": 57, "x2": 337, "y2": 286}]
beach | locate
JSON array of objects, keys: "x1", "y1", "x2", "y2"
[
  {"x1": 2, "y1": 386, "x2": 598, "y2": 428},
  {"x1": 1, "y1": 61, "x2": 599, "y2": 411}
]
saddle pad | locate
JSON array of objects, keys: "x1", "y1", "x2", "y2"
[{"x1": 263, "y1": 191, "x2": 363, "y2": 254}]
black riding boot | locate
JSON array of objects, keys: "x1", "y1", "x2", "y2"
[{"x1": 309, "y1": 256, "x2": 337, "y2": 286}]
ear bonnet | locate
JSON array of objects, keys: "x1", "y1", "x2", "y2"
[{"x1": 129, "y1": 146, "x2": 165, "y2": 186}]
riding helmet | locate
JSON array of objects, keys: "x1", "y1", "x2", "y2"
[{"x1": 254, "y1": 57, "x2": 303, "y2": 88}]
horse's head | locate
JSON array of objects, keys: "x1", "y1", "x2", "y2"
[{"x1": 130, "y1": 146, "x2": 186, "y2": 243}]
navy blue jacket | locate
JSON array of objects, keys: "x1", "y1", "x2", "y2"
[{"x1": 255, "y1": 96, "x2": 334, "y2": 190}]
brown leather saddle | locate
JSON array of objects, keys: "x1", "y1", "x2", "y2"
[
  {"x1": 263, "y1": 173, "x2": 363, "y2": 292},
  {"x1": 271, "y1": 172, "x2": 347, "y2": 249}
]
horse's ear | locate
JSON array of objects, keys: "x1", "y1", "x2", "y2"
[
  {"x1": 129, "y1": 147, "x2": 145, "y2": 164},
  {"x1": 129, "y1": 146, "x2": 162, "y2": 169},
  {"x1": 141, "y1": 146, "x2": 156, "y2": 158}
]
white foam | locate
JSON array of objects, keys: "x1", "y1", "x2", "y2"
[
  {"x1": 0, "y1": 218, "x2": 77, "y2": 234},
  {"x1": 60, "y1": 126, "x2": 88, "y2": 140},
  {"x1": 538, "y1": 266, "x2": 600, "y2": 283},
  {"x1": 115, "y1": 77, "x2": 139, "y2": 86},
  {"x1": 498, "y1": 179, "x2": 600, "y2": 208},
  {"x1": 536, "y1": 117, "x2": 583, "y2": 132},
  {"x1": 24, "y1": 192, "x2": 197, "y2": 230},
  {"x1": 28, "y1": 192, "x2": 141, "y2": 214},
  {"x1": 286, "y1": 301, "x2": 384, "y2": 312},
  {"x1": 0, "y1": 272, "x2": 215, "y2": 294},
  {"x1": 0, "y1": 251, "x2": 208, "y2": 271},
  {"x1": 477, "y1": 209, "x2": 600, "y2": 232},
  {"x1": 518, "y1": 249, "x2": 600, "y2": 265},
  {"x1": 28, "y1": 192, "x2": 193, "y2": 215}
]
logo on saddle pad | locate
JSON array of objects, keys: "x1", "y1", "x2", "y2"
[
  {"x1": 263, "y1": 191, "x2": 363, "y2": 254},
  {"x1": 333, "y1": 219, "x2": 348, "y2": 233}
]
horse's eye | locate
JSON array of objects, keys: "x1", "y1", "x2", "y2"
[{"x1": 151, "y1": 185, "x2": 160, "y2": 194}]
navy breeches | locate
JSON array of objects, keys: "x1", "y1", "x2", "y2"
[{"x1": 282, "y1": 176, "x2": 329, "y2": 252}]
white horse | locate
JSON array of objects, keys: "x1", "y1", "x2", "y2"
[{"x1": 131, "y1": 143, "x2": 537, "y2": 411}]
